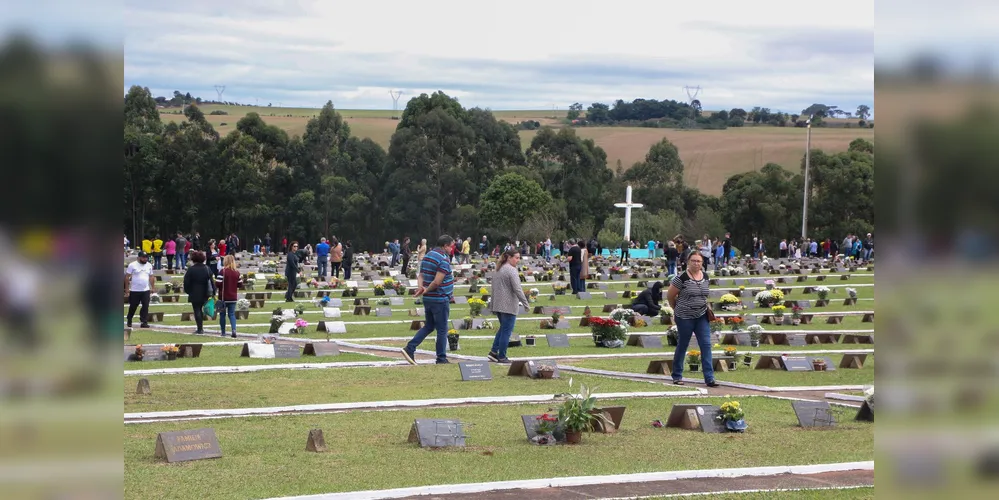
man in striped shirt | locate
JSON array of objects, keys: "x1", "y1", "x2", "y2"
[{"x1": 402, "y1": 235, "x2": 457, "y2": 365}]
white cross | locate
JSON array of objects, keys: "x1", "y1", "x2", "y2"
[{"x1": 613, "y1": 185, "x2": 644, "y2": 242}]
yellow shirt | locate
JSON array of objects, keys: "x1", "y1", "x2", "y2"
[
  {"x1": 153, "y1": 239, "x2": 164, "y2": 253},
  {"x1": 142, "y1": 239, "x2": 152, "y2": 253},
  {"x1": 462, "y1": 241, "x2": 470, "y2": 254}
]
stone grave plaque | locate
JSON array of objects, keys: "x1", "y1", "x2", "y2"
[
  {"x1": 409, "y1": 320, "x2": 425, "y2": 330},
  {"x1": 603, "y1": 291, "x2": 616, "y2": 299},
  {"x1": 458, "y1": 362, "x2": 492, "y2": 381},
  {"x1": 797, "y1": 300, "x2": 811, "y2": 308},
  {"x1": 353, "y1": 297, "x2": 369, "y2": 305},
  {"x1": 545, "y1": 333, "x2": 571, "y2": 347},
  {"x1": 471, "y1": 318, "x2": 486, "y2": 329},
  {"x1": 327, "y1": 321, "x2": 347, "y2": 334},
  {"x1": 303, "y1": 342, "x2": 340, "y2": 356},
  {"x1": 639, "y1": 335, "x2": 663, "y2": 349},
  {"x1": 305, "y1": 429, "x2": 327, "y2": 452},
  {"x1": 577, "y1": 291, "x2": 591, "y2": 300},
  {"x1": 375, "y1": 307, "x2": 392, "y2": 317},
  {"x1": 839, "y1": 353, "x2": 868, "y2": 369},
  {"x1": 842, "y1": 333, "x2": 874, "y2": 344},
  {"x1": 665, "y1": 404, "x2": 725, "y2": 433},
  {"x1": 862, "y1": 312, "x2": 874, "y2": 323},
  {"x1": 323, "y1": 307, "x2": 341, "y2": 318},
  {"x1": 353, "y1": 305, "x2": 371, "y2": 315},
  {"x1": 273, "y1": 343, "x2": 301, "y2": 358},
  {"x1": 525, "y1": 275, "x2": 536, "y2": 283},
  {"x1": 277, "y1": 322, "x2": 296, "y2": 335},
  {"x1": 453, "y1": 296, "x2": 468, "y2": 304},
  {"x1": 177, "y1": 344, "x2": 202, "y2": 358},
  {"x1": 507, "y1": 359, "x2": 560, "y2": 379},
  {"x1": 141, "y1": 346, "x2": 167, "y2": 362},
  {"x1": 554, "y1": 320, "x2": 570, "y2": 329},
  {"x1": 384, "y1": 289, "x2": 398, "y2": 296},
  {"x1": 588, "y1": 406, "x2": 626, "y2": 433},
  {"x1": 407, "y1": 419, "x2": 466, "y2": 448},
  {"x1": 346, "y1": 280, "x2": 358, "y2": 288},
  {"x1": 390, "y1": 297, "x2": 405, "y2": 306},
  {"x1": 782, "y1": 356, "x2": 813, "y2": 372},
  {"x1": 327, "y1": 298, "x2": 342, "y2": 307},
  {"x1": 806, "y1": 356, "x2": 836, "y2": 371},
  {"x1": 646, "y1": 359, "x2": 674, "y2": 374},
  {"x1": 154, "y1": 429, "x2": 222, "y2": 463},
  {"x1": 136, "y1": 378, "x2": 151, "y2": 394},
  {"x1": 451, "y1": 319, "x2": 468, "y2": 331},
  {"x1": 788, "y1": 335, "x2": 808, "y2": 347},
  {"x1": 855, "y1": 401, "x2": 874, "y2": 422},
  {"x1": 791, "y1": 401, "x2": 836, "y2": 428},
  {"x1": 754, "y1": 355, "x2": 784, "y2": 370}
]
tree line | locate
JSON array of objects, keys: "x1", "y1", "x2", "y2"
[{"x1": 124, "y1": 86, "x2": 874, "y2": 254}]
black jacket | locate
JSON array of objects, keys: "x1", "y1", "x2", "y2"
[
  {"x1": 631, "y1": 283, "x2": 663, "y2": 315},
  {"x1": 183, "y1": 263, "x2": 215, "y2": 303},
  {"x1": 285, "y1": 251, "x2": 299, "y2": 277}
]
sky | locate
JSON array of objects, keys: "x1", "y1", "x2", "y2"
[{"x1": 123, "y1": 0, "x2": 876, "y2": 114}]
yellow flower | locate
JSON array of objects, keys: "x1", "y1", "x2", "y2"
[{"x1": 447, "y1": 329, "x2": 457, "y2": 335}]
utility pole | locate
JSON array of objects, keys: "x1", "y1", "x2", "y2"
[{"x1": 801, "y1": 115, "x2": 813, "y2": 240}]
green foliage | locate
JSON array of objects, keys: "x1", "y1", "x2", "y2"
[
  {"x1": 720, "y1": 163, "x2": 802, "y2": 250},
  {"x1": 557, "y1": 381, "x2": 609, "y2": 432},
  {"x1": 603, "y1": 211, "x2": 682, "y2": 243},
  {"x1": 802, "y1": 150, "x2": 874, "y2": 238},
  {"x1": 848, "y1": 138, "x2": 874, "y2": 154}
]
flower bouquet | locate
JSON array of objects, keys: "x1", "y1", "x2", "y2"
[
  {"x1": 532, "y1": 413, "x2": 560, "y2": 445},
  {"x1": 729, "y1": 316, "x2": 745, "y2": 332},
  {"x1": 686, "y1": 350, "x2": 701, "y2": 371},
  {"x1": 553, "y1": 283, "x2": 567, "y2": 295},
  {"x1": 161, "y1": 344, "x2": 180, "y2": 360},
  {"x1": 666, "y1": 325, "x2": 679, "y2": 345},
  {"x1": 791, "y1": 305, "x2": 802, "y2": 325},
  {"x1": 771, "y1": 305, "x2": 786, "y2": 324},
  {"x1": 716, "y1": 401, "x2": 747, "y2": 432},
  {"x1": 468, "y1": 297, "x2": 487, "y2": 316},
  {"x1": 746, "y1": 324, "x2": 764, "y2": 346},
  {"x1": 373, "y1": 284, "x2": 385, "y2": 296},
  {"x1": 719, "y1": 293, "x2": 742, "y2": 311},
  {"x1": 589, "y1": 317, "x2": 626, "y2": 347},
  {"x1": 659, "y1": 305, "x2": 674, "y2": 325},
  {"x1": 292, "y1": 318, "x2": 308, "y2": 334},
  {"x1": 528, "y1": 288, "x2": 540, "y2": 302}
]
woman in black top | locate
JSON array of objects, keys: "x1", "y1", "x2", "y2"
[
  {"x1": 183, "y1": 251, "x2": 215, "y2": 334},
  {"x1": 630, "y1": 281, "x2": 663, "y2": 316},
  {"x1": 285, "y1": 241, "x2": 299, "y2": 302},
  {"x1": 342, "y1": 241, "x2": 354, "y2": 280}
]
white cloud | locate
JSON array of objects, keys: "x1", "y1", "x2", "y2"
[{"x1": 125, "y1": 0, "x2": 873, "y2": 113}]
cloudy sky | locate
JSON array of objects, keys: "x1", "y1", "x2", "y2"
[{"x1": 124, "y1": 0, "x2": 874, "y2": 114}]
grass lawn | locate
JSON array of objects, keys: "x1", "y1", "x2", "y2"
[
  {"x1": 123, "y1": 365, "x2": 674, "y2": 413},
  {"x1": 124, "y1": 344, "x2": 391, "y2": 370},
  {"x1": 569, "y1": 355, "x2": 875, "y2": 387},
  {"x1": 124, "y1": 396, "x2": 874, "y2": 500}
]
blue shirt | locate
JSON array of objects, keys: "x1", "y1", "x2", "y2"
[
  {"x1": 648, "y1": 240, "x2": 656, "y2": 252},
  {"x1": 420, "y1": 248, "x2": 454, "y2": 303},
  {"x1": 316, "y1": 242, "x2": 330, "y2": 257}
]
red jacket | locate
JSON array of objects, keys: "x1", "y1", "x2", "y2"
[{"x1": 216, "y1": 268, "x2": 240, "y2": 302}]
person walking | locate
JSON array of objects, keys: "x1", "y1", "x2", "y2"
[
  {"x1": 206, "y1": 239, "x2": 219, "y2": 278},
  {"x1": 151, "y1": 234, "x2": 164, "y2": 270},
  {"x1": 164, "y1": 237, "x2": 176, "y2": 272},
  {"x1": 401, "y1": 235, "x2": 456, "y2": 365},
  {"x1": 183, "y1": 251, "x2": 215, "y2": 334},
  {"x1": 124, "y1": 251, "x2": 155, "y2": 329},
  {"x1": 461, "y1": 237, "x2": 471, "y2": 264},
  {"x1": 315, "y1": 237, "x2": 330, "y2": 281},
  {"x1": 722, "y1": 233, "x2": 732, "y2": 266},
  {"x1": 264, "y1": 233, "x2": 272, "y2": 255},
  {"x1": 487, "y1": 249, "x2": 530, "y2": 363},
  {"x1": 567, "y1": 238, "x2": 583, "y2": 294},
  {"x1": 341, "y1": 240, "x2": 353, "y2": 280},
  {"x1": 175, "y1": 232, "x2": 188, "y2": 270},
  {"x1": 665, "y1": 253, "x2": 717, "y2": 387},
  {"x1": 216, "y1": 255, "x2": 240, "y2": 338},
  {"x1": 285, "y1": 241, "x2": 299, "y2": 302},
  {"x1": 400, "y1": 237, "x2": 412, "y2": 274},
  {"x1": 666, "y1": 241, "x2": 678, "y2": 276}
]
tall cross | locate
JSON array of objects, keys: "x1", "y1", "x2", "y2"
[{"x1": 614, "y1": 185, "x2": 644, "y2": 242}]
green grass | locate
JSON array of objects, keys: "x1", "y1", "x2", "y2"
[
  {"x1": 124, "y1": 344, "x2": 391, "y2": 369},
  {"x1": 123, "y1": 396, "x2": 874, "y2": 500},
  {"x1": 123, "y1": 365, "x2": 673, "y2": 413},
  {"x1": 570, "y1": 355, "x2": 875, "y2": 387},
  {"x1": 645, "y1": 487, "x2": 874, "y2": 499}
]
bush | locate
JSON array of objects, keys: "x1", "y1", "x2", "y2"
[
  {"x1": 219, "y1": 122, "x2": 227, "y2": 126},
  {"x1": 727, "y1": 118, "x2": 745, "y2": 127},
  {"x1": 209, "y1": 110, "x2": 228, "y2": 115}
]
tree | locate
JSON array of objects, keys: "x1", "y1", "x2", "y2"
[
  {"x1": 479, "y1": 173, "x2": 553, "y2": 237},
  {"x1": 124, "y1": 85, "x2": 162, "y2": 134},
  {"x1": 622, "y1": 138, "x2": 685, "y2": 214},
  {"x1": 801, "y1": 150, "x2": 874, "y2": 238},
  {"x1": 848, "y1": 138, "x2": 874, "y2": 154},
  {"x1": 855, "y1": 104, "x2": 871, "y2": 121},
  {"x1": 567, "y1": 102, "x2": 583, "y2": 120},
  {"x1": 525, "y1": 127, "x2": 613, "y2": 229},
  {"x1": 720, "y1": 163, "x2": 802, "y2": 250},
  {"x1": 585, "y1": 102, "x2": 610, "y2": 123},
  {"x1": 729, "y1": 108, "x2": 747, "y2": 121}
]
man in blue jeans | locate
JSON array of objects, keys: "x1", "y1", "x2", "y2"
[
  {"x1": 315, "y1": 237, "x2": 330, "y2": 281},
  {"x1": 402, "y1": 235, "x2": 456, "y2": 365}
]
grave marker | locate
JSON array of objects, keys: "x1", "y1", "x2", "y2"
[
  {"x1": 458, "y1": 362, "x2": 493, "y2": 381},
  {"x1": 646, "y1": 359, "x2": 674, "y2": 374},
  {"x1": 782, "y1": 356, "x2": 813, "y2": 372},
  {"x1": 323, "y1": 307, "x2": 341, "y2": 318},
  {"x1": 545, "y1": 333, "x2": 571, "y2": 347},
  {"x1": 375, "y1": 307, "x2": 392, "y2": 317},
  {"x1": 407, "y1": 419, "x2": 466, "y2": 448},
  {"x1": 303, "y1": 342, "x2": 340, "y2": 356},
  {"x1": 791, "y1": 401, "x2": 836, "y2": 428},
  {"x1": 665, "y1": 404, "x2": 726, "y2": 433},
  {"x1": 154, "y1": 428, "x2": 222, "y2": 463},
  {"x1": 390, "y1": 297, "x2": 405, "y2": 306},
  {"x1": 839, "y1": 353, "x2": 868, "y2": 369},
  {"x1": 305, "y1": 429, "x2": 327, "y2": 452},
  {"x1": 136, "y1": 378, "x2": 151, "y2": 395},
  {"x1": 577, "y1": 292, "x2": 591, "y2": 300},
  {"x1": 855, "y1": 401, "x2": 874, "y2": 422}
]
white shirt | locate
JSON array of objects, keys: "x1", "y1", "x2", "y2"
[
  {"x1": 125, "y1": 261, "x2": 153, "y2": 292},
  {"x1": 779, "y1": 241, "x2": 787, "y2": 250}
]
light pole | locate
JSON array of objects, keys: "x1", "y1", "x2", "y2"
[{"x1": 800, "y1": 114, "x2": 813, "y2": 240}]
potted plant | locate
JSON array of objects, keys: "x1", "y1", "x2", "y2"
[
  {"x1": 447, "y1": 329, "x2": 460, "y2": 351},
  {"x1": 468, "y1": 297, "x2": 487, "y2": 316},
  {"x1": 528, "y1": 288, "x2": 540, "y2": 302},
  {"x1": 525, "y1": 335, "x2": 536, "y2": 346},
  {"x1": 536, "y1": 363, "x2": 557, "y2": 379},
  {"x1": 771, "y1": 305, "x2": 786, "y2": 325},
  {"x1": 709, "y1": 318, "x2": 724, "y2": 336},
  {"x1": 742, "y1": 352, "x2": 753, "y2": 367},
  {"x1": 723, "y1": 347, "x2": 738, "y2": 370},
  {"x1": 715, "y1": 400, "x2": 747, "y2": 432},
  {"x1": 729, "y1": 316, "x2": 745, "y2": 332},
  {"x1": 687, "y1": 350, "x2": 701, "y2": 372},
  {"x1": 812, "y1": 358, "x2": 828, "y2": 371},
  {"x1": 269, "y1": 315, "x2": 285, "y2": 334},
  {"x1": 132, "y1": 344, "x2": 144, "y2": 362},
  {"x1": 719, "y1": 293, "x2": 742, "y2": 311},
  {"x1": 666, "y1": 325, "x2": 679, "y2": 346},
  {"x1": 556, "y1": 381, "x2": 608, "y2": 444},
  {"x1": 659, "y1": 306, "x2": 674, "y2": 325},
  {"x1": 815, "y1": 286, "x2": 830, "y2": 306},
  {"x1": 747, "y1": 324, "x2": 764, "y2": 347},
  {"x1": 553, "y1": 283, "x2": 567, "y2": 295},
  {"x1": 589, "y1": 317, "x2": 626, "y2": 348},
  {"x1": 161, "y1": 344, "x2": 179, "y2": 361},
  {"x1": 791, "y1": 305, "x2": 802, "y2": 326}
]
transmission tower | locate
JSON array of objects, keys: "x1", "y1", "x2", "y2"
[
  {"x1": 214, "y1": 85, "x2": 226, "y2": 103},
  {"x1": 683, "y1": 85, "x2": 702, "y2": 113},
  {"x1": 389, "y1": 90, "x2": 403, "y2": 114}
]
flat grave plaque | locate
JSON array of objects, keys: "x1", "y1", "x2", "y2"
[
  {"x1": 791, "y1": 401, "x2": 836, "y2": 428},
  {"x1": 788, "y1": 335, "x2": 808, "y2": 347},
  {"x1": 407, "y1": 419, "x2": 466, "y2": 448},
  {"x1": 390, "y1": 297, "x2": 405, "y2": 306},
  {"x1": 458, "y1": 362, "x2": 493, "y2": 381},
  {"x1": 303, "y1": 342, "x2": 340, "y2": 356},
  {"x1": 154, "y1": 428, "x2": 222, "y2": 463},
  {"x1": 327, "y1": 321, "x2": 347, "y2": 334},
  {"x1": 545, "y1": 333, "x2": 571, "y2": 347},
  {"x1": 375, "y1": 307, "x2": 392, "y2": 317},
  {"x1": 273, "y1": 343, "x2": 301, "y2": 358},
  {"x1": 453, "y1": 296, "x2": 468, "y2": 304},
  {"x1": 576, "y1": 292, "x2": 591, "y2": 300},
  {"x1": 782, "y1": 356, "x2": 813, "y2": 372},
  {"x1": 323, "y1": 307, "x2": 341, "y2": 318},
  {"x1": 384, "y1": 289, "x2": 398, "y2": 297}
]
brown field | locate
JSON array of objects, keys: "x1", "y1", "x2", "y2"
[{"x1": 159, "y1": 106, "x2": 872, "y2": 195}]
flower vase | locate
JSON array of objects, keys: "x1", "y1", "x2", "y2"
[
  {"x1": 688, "y1": 363, "x2": 699, "y2": 372},
  {"x1": 774, "y1": 315, "x2": 784, "y2": 325},
  {"x1": 725, "y1": 419, "x2": 747, "y2": 432},
  {"x1": 525, "y1": 336, "x2": 536, "y2": 346},
  {"x1": 564, "y1": 430, "x2": 582, "y2": 444},
  {"x1": 447, "y1": 334, "x2": 460, "y2": 351},
  {"x1": 538, "y1": 368, "x2": 555, "y2": 379},
  {"x1": 792, "y1": 318, "x2": 801, "y2": 326},
  {"x1": 750, "y1": 340, "x2": 760, "y2": 347},
  {"x1": 166, "y1": 352, "x2": 177, "y2": 361}
]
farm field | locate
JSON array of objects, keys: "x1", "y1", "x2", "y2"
[{"x1": 159, "y1": 105, "x2": 872, "y2": 195}]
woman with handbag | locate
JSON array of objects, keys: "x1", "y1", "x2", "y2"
[
  {"x1": 216, "y1": 255, "x2": 240, "y2": 338},
  {"x1": 183, "y1": 251, "x2": 215, "y2": 334},
  {"x1": 487, "y1": 249, "x2": 531, "y2": 364},
  {"x1": 665, "y1": 252, "x2": 718, "y2": 387}
]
